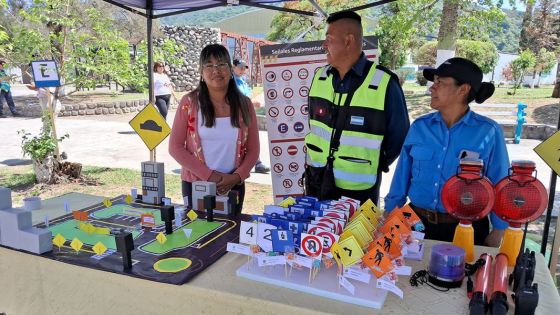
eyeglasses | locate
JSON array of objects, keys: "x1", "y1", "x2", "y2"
[{"x1": 202, "y1": 63, "x2": 229, "y2": 71}]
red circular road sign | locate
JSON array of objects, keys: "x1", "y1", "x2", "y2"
[
  {"x1": 282, "y1": 178, "x2": 293, "y2": 188},
  {"x1": 265, "y1": 71, "x2": 276, "y2": 82},
  {"x1": 273, "y1": 163, "x2": 284, "y2": 173},
  {"x1": 283, "y1": 88, "x2": 294, "y2": 99},
  {"x1": 298, "y1": 68, "x2": 309, "y2": 80},
  {"x1": 317, "y1": 231, "x2": 336, "y2": 253},
  {"x1": 284, "y1": 105, "x2": 295, "y2": 117},
  {"x1": 287, "y1": 145, "x2": 298, "y2": 156},
  {"x1": 299, "y1": 86, "x2": 309, "y2": 97},
  {"x1": 268, "y1": 107, "x2": 279, "y2": 118},
  {"x1": 282, "y1": 70, "x2": 292, "y2": 81},
  {"x1": 272, "y1": 146, "x2": 283, "y2": 157},
  {"x1": 319, "y1": 217, "x2": 339, "y2": 234},
  {"x1": 298, "y1": 177, "x2": 304, "y2": 187},
  {"x1": 267, "y1": 89, "x2": 278, "y2": 100},
  {"x1": 301, "y1": 234, "x2": 323, "y2": 257},
  {"x1": 300, "y1": 104, "x2": 308, "y2": 115},
  {"x1": 288, "y1": 162, "x2": 299, "y2": 172}
]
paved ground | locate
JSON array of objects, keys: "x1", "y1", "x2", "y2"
[{"x1": 1, "y1": 109, "x2": 558, "y2": 212}]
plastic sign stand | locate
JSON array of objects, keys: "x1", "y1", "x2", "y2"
[{"x1": 236, "y1": 261, "x2": 388, "y2": 309}]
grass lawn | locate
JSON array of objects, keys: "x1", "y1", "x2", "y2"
[{"x1": 0, "y1": 165, "x2": 272, "y2": 215}]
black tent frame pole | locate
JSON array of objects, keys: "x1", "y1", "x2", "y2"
[
  {"x1": 540, "y1": 105, "x2": 560, "y2": 265},
  {"x1": 147, "y1": 0, "x2": 154, "y2": 104}
]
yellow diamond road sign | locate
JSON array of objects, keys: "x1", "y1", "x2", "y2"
[
  {"x1": 534, "y1": 130, "x2": 560, "y2": 175},
  {"x1": 129, "y1": 103, "x2": 171, "y2": 151}
]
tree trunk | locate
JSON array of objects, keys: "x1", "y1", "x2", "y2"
[
  {"x1": 431, "y1": 0, "x2": 460, "y2": 91},
  {"x1": 437, "y1": 0, "x2": 460, "y2": 52},
  {"x1": 530, "y1": 70, "x2": 537, "y2": 88},
  {"x1": 435, "y1": 0, "x2": 460, "y2": 66},
  {"x1": 553, "y1": 58, "x2": 560, "y2": 98},
  {"x1": 519, "y1": 0, "x2": 535, "y2": 51},
  {"x1": 33, "y1": 157, "x2": 59, "y2": 184}
]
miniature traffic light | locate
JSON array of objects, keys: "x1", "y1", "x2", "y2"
[
  {"x1": 204, "y1": 195, "x2": 215, "y2": 222},
  {"x1": 115, "y1": 231, "x2": 134, "y2": 269},
  {"x1": 160, "y1": 205, "x2": 175, "y2": 235}
]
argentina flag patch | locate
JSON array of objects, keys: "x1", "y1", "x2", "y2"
[{"x1": 350, "y1": 115, "x2": 365, "y2": 126}]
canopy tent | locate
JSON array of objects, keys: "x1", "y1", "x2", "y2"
[{"x1": 100, "y1": 0, "x2": 395, "y2": 102}]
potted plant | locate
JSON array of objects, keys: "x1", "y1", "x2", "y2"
[{"x1": 18, "y1": 114, "x2": 68, "y2": 184}]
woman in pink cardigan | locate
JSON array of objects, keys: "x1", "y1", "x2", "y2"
[{"x1": 169, "y1": 44, "x2": 260, "y2": 213}]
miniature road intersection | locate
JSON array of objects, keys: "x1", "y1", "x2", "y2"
[{"x1": 35, "y1": 195, "x2": 247, "y2": 284}]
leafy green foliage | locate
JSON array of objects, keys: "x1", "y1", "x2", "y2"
[
  {"x1": 266, "y1": 0, "x2": 366, "y2": 42},
  {"x1": 510, "y1": 50, "x2": 537, "y2": 94},
  {"x1": 18, "y1": 114, "x2": 68, "y2": 161},
  {"x1": 3, "y1": 0, "x2": 184, "y2": 93},
  {"x1": 413, "y1": 39, "x2": 498, "y2": 73},
  {"x1": 413, "y1": 41, "x2": 437, "y2": 66},
  {"x1": 455, "y1": 40, "x2": 498, "y2": 73},
  {"x1": 416, "y1": 71, "x2": 428, "y2": 86},
  {"x1": 376, "y1": 0, "x2": 439, "y2": 70}
]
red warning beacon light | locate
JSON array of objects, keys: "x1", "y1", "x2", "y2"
[
  {"x1": 441, "y1": 159, "x2": 495, "y2": 262},
  {"x1": 493, "y1": 160, "x2": 548, "y2": 266}
]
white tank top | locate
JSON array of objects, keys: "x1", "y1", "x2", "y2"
[{"x1": 198, "y1": 111, "x2": 239, "y2": 174}]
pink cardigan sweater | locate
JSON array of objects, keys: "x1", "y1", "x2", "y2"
[{"x1": 169, "y1": 92, "x2": 260, "y2": 183}]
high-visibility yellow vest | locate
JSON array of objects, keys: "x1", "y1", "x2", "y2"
[{"x1": 305, "y1": 63, "x2": 390, "y2": 191}]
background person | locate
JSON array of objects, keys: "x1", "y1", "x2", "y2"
[
  {"x1": 232, "y1": 58, "x2": 270, "y2": 174},
  {"x1": 169, "y1": 44, "x2": 259, "y2": 213},
  {"x1": 304, "y1": 10, "x2": 409, "y2": 205},
  {"x1": 384, "y1": 57, "x2": 509, "y2": 247},
  {"x1": 153, "y1": 61, "x2": 175, "y2": 120},
  {"x1": 0, "y1": 60, "x2": 22, "y2": 118}
]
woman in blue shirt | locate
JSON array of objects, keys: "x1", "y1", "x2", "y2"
[{"x1": 385, "y1": 57, "x2": 508, "y2": 247}]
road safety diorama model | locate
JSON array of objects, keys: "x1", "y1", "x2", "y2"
[{"x1": 0, "y1": 103, "x2": 247, "y2": 285}]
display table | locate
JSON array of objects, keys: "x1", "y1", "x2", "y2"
[{"x1": 1, "y1": 194, "x2": 559, "y2": 314}]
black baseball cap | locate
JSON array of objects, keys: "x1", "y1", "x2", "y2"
[
  {"x1": 423, "y1": 57, "x2": 483, "y2": 93},
  {"x1": 233, "y1": 59, "x2": 248, "y2": 69}
]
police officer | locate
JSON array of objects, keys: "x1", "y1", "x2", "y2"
[{"x1": 304, "y1": 10, "x2": 409, "y2": 205}]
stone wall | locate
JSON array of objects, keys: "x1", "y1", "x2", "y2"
[
  {"x1": 156, "y1": 25, "x2": 221, "y2": 92},
  {"x1": 58, "y1": 99, "x2": 153, "y2": 116},
  {"x1": 14, "y1": 97, "x2": 178, "y2": 118}
]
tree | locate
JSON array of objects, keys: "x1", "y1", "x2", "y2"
[
  {"x1": 510, "y1": 50, "x2": 536, "y2": 95},
  {"x1": 435, "y1": 0, "x2": 506, "y2": 66},
  {"x1": 267, "y1": 1, "x2": 365, "y2": 42},
  {"x1": 532, "y1": 48, "x2": 557, "y2": 87},
  {"x1": 0, "y1": 0, "x2": 9, "y2": 56},
  {"x1": 414, "y1": 39, "x2": 498, "y2": 73},
  {"x1": 2, "y1": 0, "x2": 184, "y2": 182},
  {"x1": 521, "y1": 0, "x2": 559, "y2": 88},
  {"x1": 519, "y1": 0, "x2": 536, "y2": 51},
  {"x1": 455, "y1": 40, "x2": 498, "y2": 74},
  {"x1": 375, "y1": 0, "x2": 439, "y2": 70},
  {"x1": 413, "y1": 41, "x2": 437, "y2": 66}
]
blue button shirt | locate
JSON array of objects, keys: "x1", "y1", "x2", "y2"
[
  {"x1": 327, "y1": 53, "x2": 410, "y2": 168},
  {"x1": 384, "y1": 110, "x2": 509, "y2": 229},
  {"x1": 234, "y1": 75, "x2": 252, "y2": 98}
]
